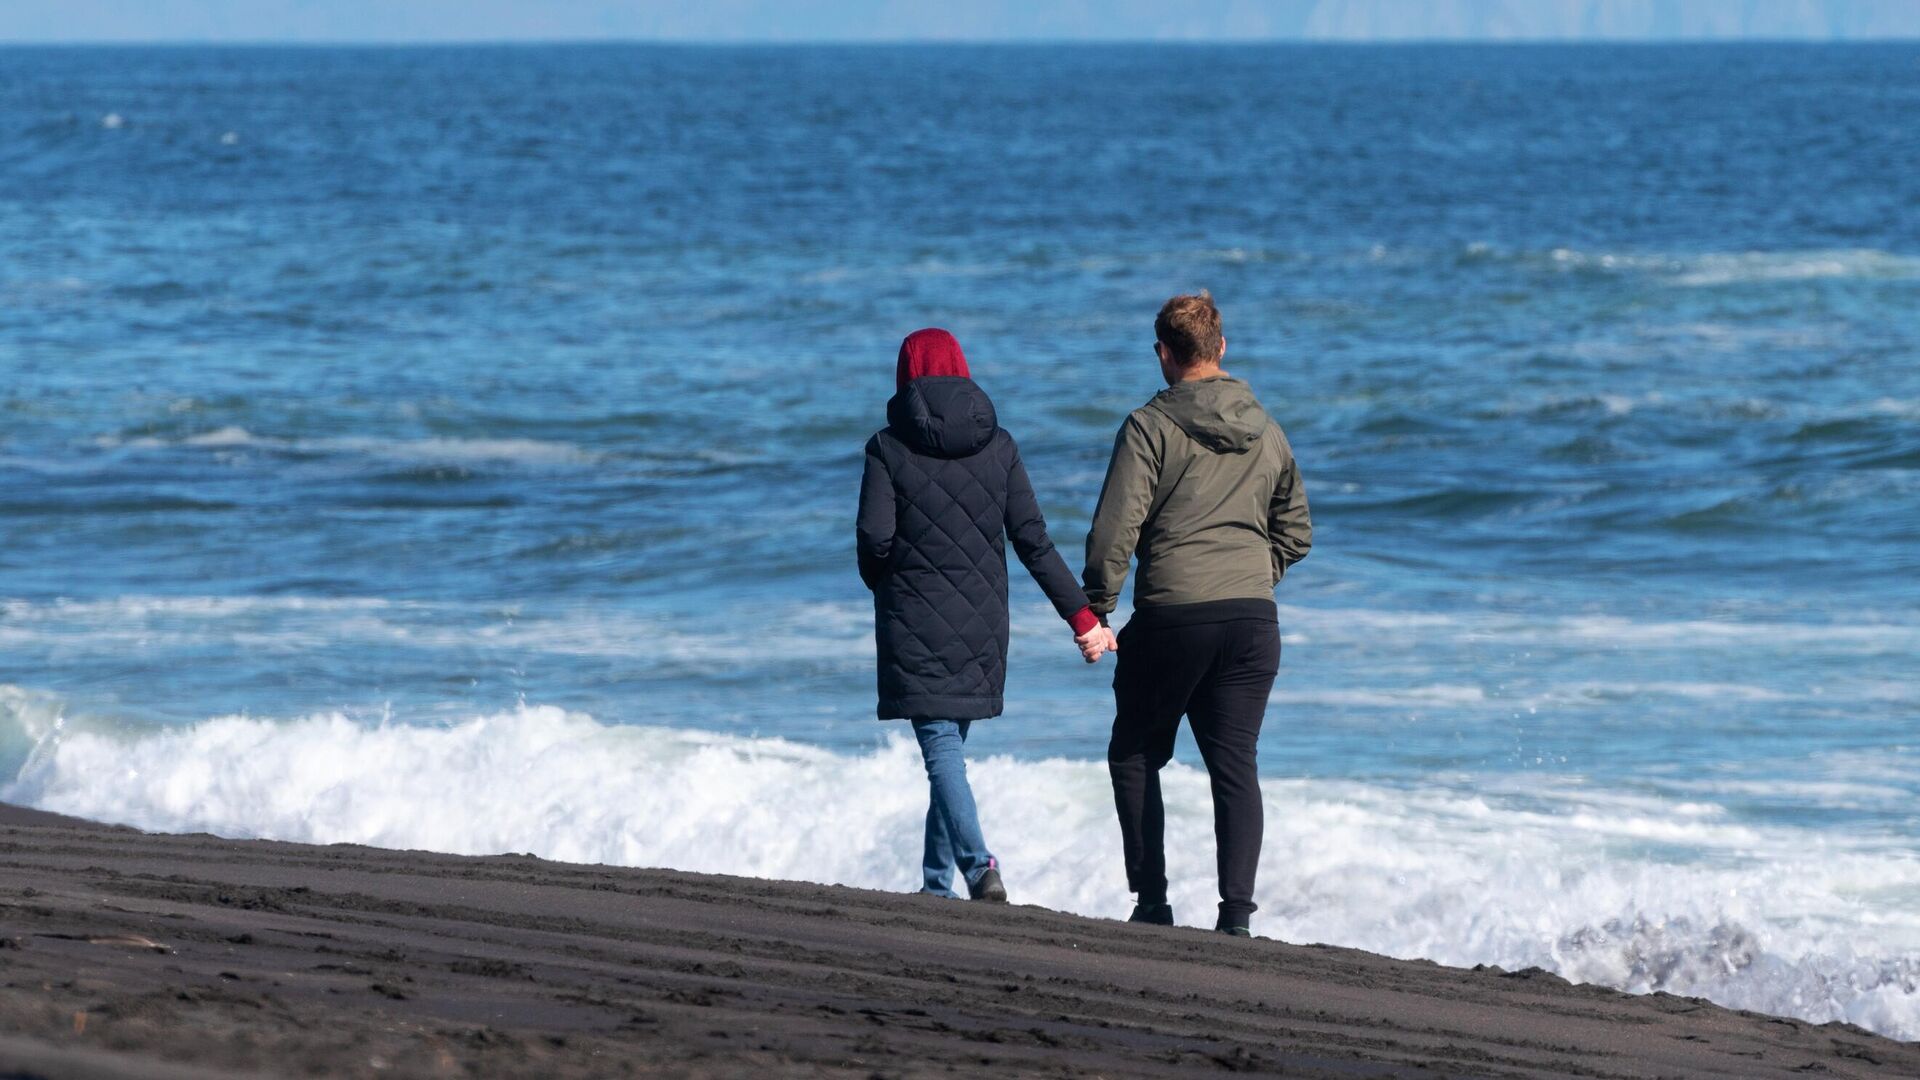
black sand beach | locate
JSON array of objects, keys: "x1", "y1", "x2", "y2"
[{"x1": 2, "y1": 803, "x2": 1913, "y2": 1079}]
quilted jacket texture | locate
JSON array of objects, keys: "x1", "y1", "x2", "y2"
[{"x1": 857, "y1": 376, "x2": 1089, "y2": 720}]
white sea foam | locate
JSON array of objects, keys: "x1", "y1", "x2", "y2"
[
  {"x1": 6, "y1": 596, "x2": 1915, "y2": 701},
  {"x1": 0, "y1": 595, "x2": 411, "y2": 655},
  {"x1": 1670, "y1": 249, "x2": 1920, "y2": 287},
  {"x1": 0, "y1": 596, "x2": 876, "y2": 667},
  {"x1": 0, "y1": 596, "x2": 400, "y2": 620},
  {"x1": 9, "y1": 594, "x2": 1913, "y2": 654},
  {"x1": 1540, "y1": 681, "x2": 1799, "y2": 703},
  {"x1": 181, "y1": 425, "x2": 256, "y2": 447},
  {"x1": 1868, "y1": 398, "x2": 1920, "y2": 420},
  {"x1": 1274, "y1": 684, "x2": 1488, "y2": 708},
  {"x1": 1661, "y1": 777, "x2": 1914, "y2": 812},
  {"x1": 1528, "y1": 245, "x2": 1920, "y2": 286},
  {"x1": 6, "y1": 703, "x2": 1920, "y2": 1040},
  {"x1": 1275, "y1": 604, "x2": 1920, "y2": 653},
  {"x1": 96, "y1": 428, "x2": 599, "y2": 466},
  {"x1": 324, "y1": 435, "x2": 599, "y2": 466}
]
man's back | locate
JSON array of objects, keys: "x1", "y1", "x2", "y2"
[{"x1": 1083, "y1": 376, "x2": 1310, "y2": 616}]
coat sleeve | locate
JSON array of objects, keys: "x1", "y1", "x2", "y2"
[
  {"x1": 1268, "y1": 426, "x2": 1312, "y2": 582},
  {"x1": 1003, "y1": 436, "x2": 1096, "y2": 628},
  {"x1": 856, "y1": 438, "x2": 895, "y2": 591},
  {"x1": 1082, "y1": 413, "x2": 1160, "y2": 617}
]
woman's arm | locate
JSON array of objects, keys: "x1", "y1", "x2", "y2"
[
  {"x1": 1004, "y1": 438, "x2": 1100, "y2": 636},
  {"x1": 856, "y1": 438, "x2": 895, "y2": 590}
]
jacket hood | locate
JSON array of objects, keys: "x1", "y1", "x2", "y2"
[
  {"x1": 1146, "y1": 376, "x2": 1269, "y2": 454},
  {"x1": 887, "y1": 376, "x2": 998, "y2": 458},
  {"x1": 896, "y1": 328, "x2": 971, "y2": 390}
]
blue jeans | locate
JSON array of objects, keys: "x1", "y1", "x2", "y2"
[{"x1": 912, "y1": 719, "x2": 994, "y2": 897}]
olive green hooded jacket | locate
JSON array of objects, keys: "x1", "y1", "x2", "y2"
[{"x1": 1082, "y1": 376, "x2": 1310, "y2": 616}]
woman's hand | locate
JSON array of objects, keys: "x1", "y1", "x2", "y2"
[{"x1": 1075, "y1": 625, "x2": 1119, "y2": 664}]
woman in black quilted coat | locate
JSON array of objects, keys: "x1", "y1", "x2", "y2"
[{"x1": 857, "y1": 328, "x2": 1100, "y2": 903}]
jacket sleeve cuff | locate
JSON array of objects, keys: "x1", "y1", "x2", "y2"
[{"x1": 1068, "y1": 607, "x2": 1101, "y2": 636}]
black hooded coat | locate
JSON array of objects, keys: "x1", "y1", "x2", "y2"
[{"x1": 857, "y1": 376, "x2": 1089, "y2": 720}]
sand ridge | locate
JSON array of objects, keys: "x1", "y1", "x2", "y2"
[{"x1": 1, "y1": 805, "x2": 1913, "y2": 1078}]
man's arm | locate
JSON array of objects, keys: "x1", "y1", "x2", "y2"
[
  {"x1": 856, "y1": 439, "x2": 894, "y2": 590},
  {"x1": 1083, "y1": 414, "x2": 1161, "y2": 617},
  {"x1": 1268, "y1": 428, "x2": 1311, "y2": 582}
]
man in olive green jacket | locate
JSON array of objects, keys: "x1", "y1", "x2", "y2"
[{"x1": 1077, "y1": 291, "x2": 1310, "y2": 937}]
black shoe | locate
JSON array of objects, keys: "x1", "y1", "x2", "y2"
[
  {"x1": 968, "y1": 863, "x2": 1008, "y2": 903},
  {"x1": 1128, "y1": 902, "x2": 1174, "y2": 925},
  {"x1": 1215, "y1": 912, "x2": 1252, "y2": 937}
]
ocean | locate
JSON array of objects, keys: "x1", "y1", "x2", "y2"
[{"x1": 2, "y1": 42, "x2": 1917, "y2": 1037}]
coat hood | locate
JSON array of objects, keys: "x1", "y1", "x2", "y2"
[
  {"x1": 887, "y1": 376, "x2": 998, "y2": 458},
  {"x1": 896, "y1": 328, "x2": 971, "y2": 390},
  {"x1": 1146, "y1": 376, "x2": 1269, "y2": 454}
]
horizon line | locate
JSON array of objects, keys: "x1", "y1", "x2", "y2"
[{"x1": 5, "y1": 36, "x2": 1916, "y2": 47}]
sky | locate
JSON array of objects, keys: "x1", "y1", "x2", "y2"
[{"x1": 4, "y1": 1, "x2": 1919, "y2": 44}]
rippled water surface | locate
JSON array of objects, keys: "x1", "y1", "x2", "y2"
[{"x1": 3, "y1": 43, "x2": 1918, "y2": 1036}]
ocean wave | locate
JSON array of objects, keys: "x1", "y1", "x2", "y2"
[
  {"x1": 1537, "y1": 246, "x2": 1920, "y2": 286},
  {"x1": 5, "y1": 702, "x2": 1919, "y2": 1040},
  {"x1": 1276, "y1": 605, "x2": 1920, "y2": 653},
  {"x1": 1477, "y1": 388, "x2": 1916, "y2": 430},
  {"x1": 1276, "y1": 681, "x2": 1840, "y2": 710},
  {"x1": 6, "y1": 595, "x2": 1915, "y2": 686},
  {"x1": 1659, "y1": 777, "x2": 1915, "y2": 812},
  {"x1": 1668, "y1": 249, "x2": 1920, "y2": 287},
  {"x1": 94, "y1": 428, "x2": 600, "y2": 467},
  {"x1": 0, "y1": 595, "x2": 399, "y2": 619},
  {"x1": 1450, "y1": 243, "x2": 1920, "y2": 286},
  {"x1": 804, "y1": 243, "x2": 1920, "y2": 292},
  {"x1": 1544, "y1": 681, "x2": 1799, "y2": 703},
  {"x1": 0, "y1": 596, "x2": 877, "y2": 668},
  {"x1": 1275, "y1": 684, "x2": 1488, "y2": 708}
]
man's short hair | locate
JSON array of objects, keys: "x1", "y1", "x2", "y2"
[{"x1": 1154, "y1": 291, "x2": 1223, "y2": 366}]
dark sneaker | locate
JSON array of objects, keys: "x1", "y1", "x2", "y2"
[
  {"x1": 1128, "y1": 902, "x2": 1174, "y2": 925},
  {"x1": 968, "y1": 860, "x2": 1008, "y2": 903},
  {"x1": 1216, "y1": 925, "x2": 1251, "y2": 938}
]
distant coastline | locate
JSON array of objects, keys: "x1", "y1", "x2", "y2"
[{"x1": 6, "y1": 0, "x2": 1920, "y2": 47}]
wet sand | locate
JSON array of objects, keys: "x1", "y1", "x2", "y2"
[{"x1": 2, "y1": 803, "x2": 1913, "y2": 1078}]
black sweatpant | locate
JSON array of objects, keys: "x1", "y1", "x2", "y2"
[{"x1": 1107, "y1": 600, "x2": 1280, "y2": 925}]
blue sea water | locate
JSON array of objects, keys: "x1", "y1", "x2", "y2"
[{"x1": 3, "y1": 43, "x2": 1918, "y2": 1035}]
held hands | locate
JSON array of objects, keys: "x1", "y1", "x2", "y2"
[{"x1": 1074, "y1": 625, "x2": 1119, "y2": 664}]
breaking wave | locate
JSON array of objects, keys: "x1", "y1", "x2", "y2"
[{"x1": 5, "y1": 699, "x2": 1919, "y2": 1041}]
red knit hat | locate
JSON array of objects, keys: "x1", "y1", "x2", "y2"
[{"x1": 896, "y1": 328, "x2": 970, "y2": 390}]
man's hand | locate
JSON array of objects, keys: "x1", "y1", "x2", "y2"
[{"x1": 1075, "y1": 625, "x2": 1119, "y2": 664}]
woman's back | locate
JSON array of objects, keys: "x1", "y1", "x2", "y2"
[
  {"x1": 857, "y1": 351, "x2": 1093, "y2": 721},
  {"x1": 864, "y1": 376, "x2": 1021, "y2": 717}
]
